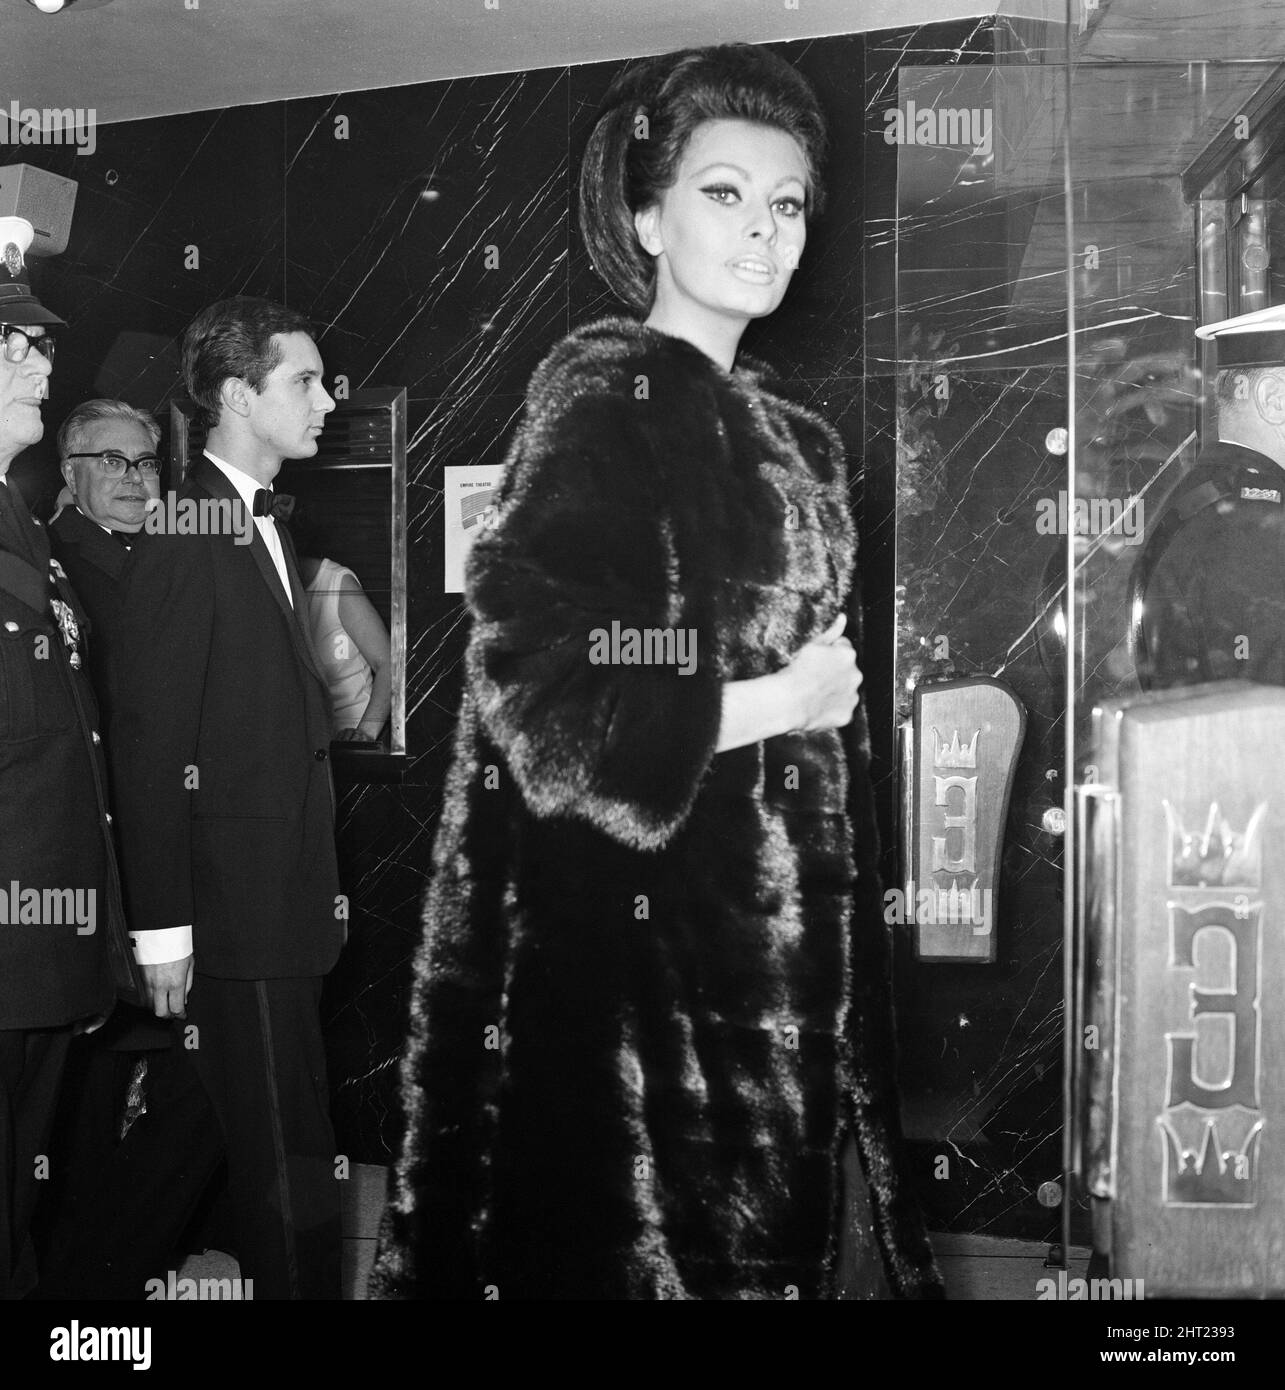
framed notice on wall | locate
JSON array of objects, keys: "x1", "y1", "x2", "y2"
[{"x1": 443, "y1": 464, "x2": 502, "y2": 594}]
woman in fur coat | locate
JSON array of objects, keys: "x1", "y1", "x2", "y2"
[{"x1": 371, "y1": 43, "x2": 943, "y2": 1301}]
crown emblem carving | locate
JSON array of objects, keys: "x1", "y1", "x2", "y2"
[
  {"x1": 932, "y1": 727, "x2": 979, "y2": 769},
  {"x1": 1163, "y1": 800, "x2": 1266, "y2": 889},
  {"x1": 1159, "y1": 1112, "x2": 1261, "y2": 1206}
]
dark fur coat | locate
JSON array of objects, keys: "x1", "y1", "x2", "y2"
[{"x1": 370, "y1": 318, "x2": 943, "y2": 1300}]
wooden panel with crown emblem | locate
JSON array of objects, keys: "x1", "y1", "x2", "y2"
[
  {"x1": 1086, "y1": 681, "x2": 1285, "y2": 1296},
  {"x1": 908, "y1": 677, "x2": 1026, "y2": 963}
]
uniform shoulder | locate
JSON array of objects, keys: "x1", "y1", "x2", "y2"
[{"x1": 1151, "y1": 442, "x2": 1284, "y2": 526}]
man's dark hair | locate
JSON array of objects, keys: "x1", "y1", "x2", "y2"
[
  {"x1": 578, "y1": 44, "x2": 828, "y2": 314},
  {"x1": 182, "y1": 297, "x2": 314, "y2": 429}
]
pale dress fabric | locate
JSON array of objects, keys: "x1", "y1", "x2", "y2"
[{"x1": 304, "y1": 558, "x2": 374, "y2": 734}]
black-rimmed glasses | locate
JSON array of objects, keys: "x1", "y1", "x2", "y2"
[
  {"x1": 64, "y1": 450, "x2": 162, "y2": 479},
  {"x1": 0, "y1": 326, "x2": 56, "y2": 363}
]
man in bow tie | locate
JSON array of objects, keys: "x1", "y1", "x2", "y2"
[
  {"x1": 108, "y1": 297, "x2": 343, "y2": 1299},
  {"x1": 0, "y1": 234, "x2": 139, "y2": 1299}
]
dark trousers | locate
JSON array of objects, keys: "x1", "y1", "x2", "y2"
[
  {"x1": 0, "y1": 1027, "x2": 71, "y2": 1300},
  {"x1": 184, "y1": 974, "x2": 340, "y2": 1300},
  {"x1": 33, "y1": 1023, "x2": 224, "y2": 1299}
]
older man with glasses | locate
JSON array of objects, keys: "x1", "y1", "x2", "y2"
[
  {"x1": 49, "y1": 400, "x2": 164, "y2": 710},
  {"x1": 0, "y1": 219, "x2": 140, "y2": 1299}
]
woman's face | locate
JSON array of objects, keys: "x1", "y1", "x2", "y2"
[{"x1": 635, "y1": 118, "x2": 810, "y2": 332}]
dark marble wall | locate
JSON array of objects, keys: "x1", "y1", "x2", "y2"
[
  {"x1": 864, "y1": 19, "x2": 1078, "y2": 1242},
  {"x1": 4, "y1": 16, "x2": 1084, "y2": 1240}
]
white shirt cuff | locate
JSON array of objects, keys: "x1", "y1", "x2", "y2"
[{"x1": 131, "y1": 925, "x2": 193, "y2": 965}]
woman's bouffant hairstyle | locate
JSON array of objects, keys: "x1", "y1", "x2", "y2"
[{"x1": 579, "y1": 44, "x2": 828, "y2": 314}]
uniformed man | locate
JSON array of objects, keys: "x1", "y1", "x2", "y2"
[
  {"x1": 1134, "y1": 304, "x2": 1285, "y2": 689},
  {"x1": 0, "y1": 216, "x2": 139, "y2": 1299},
  {"x1": 36, "y1": 398, "x2": 226, "y2": 1301}
]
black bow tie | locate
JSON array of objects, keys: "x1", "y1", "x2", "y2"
[{"x1": 252, "y1": 489, "x2": 295, "y2": 522}]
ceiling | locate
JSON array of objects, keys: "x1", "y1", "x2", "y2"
[{"x1": 0, "y1": 0, "x2": 996, "y2": 128}]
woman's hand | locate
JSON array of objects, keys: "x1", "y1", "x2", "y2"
[
  {"x1": 715, "y1": 613, "x2": 862, "y2": 754},
  {"x1": 782, "y1": 613, "x2": 863, "y2": 732}
]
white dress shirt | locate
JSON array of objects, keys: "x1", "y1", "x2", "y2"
[
  {"x1": 132, "y1": 450, "x2": 292, "y2": 968},
  {"x1": 205, "y1": 449, "x2": 293, "y2": 607}
]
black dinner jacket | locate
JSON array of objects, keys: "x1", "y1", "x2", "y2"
[
  {"x1": 107, "y1": 454, "x2": 343, "y2": 979},
  {"x1": 48, "y1": 504, "x2": 134, "y2": 714},
  {"x1": 0, "y1": 483, "x2": 141, "y2": 1027},
  {"x1": 49, "y1": 504, "x2": 181, "y2": 1050}
]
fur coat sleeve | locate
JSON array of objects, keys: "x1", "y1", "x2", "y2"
[{"x1": 461, "y1": 331, "x2": 728, "y2": 850}]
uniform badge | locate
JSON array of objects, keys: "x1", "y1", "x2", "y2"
[
  {"x1": 48, "y1": 559, "x2": 83, "y2": 666},
  {"x1": 50, "y1": 596, "x2": 82, "y2": 667}
]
